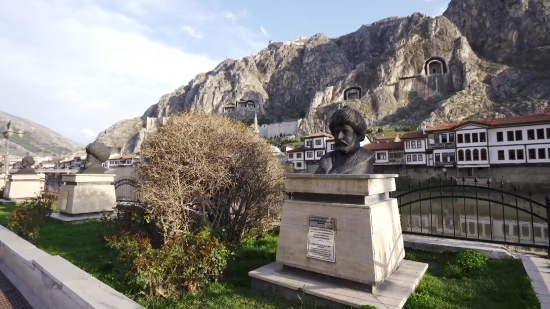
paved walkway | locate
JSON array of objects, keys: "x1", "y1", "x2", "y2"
[
  {"x1": 521, "y1": 255, "x2": 550, "y2": 309},
  {"x1": 0, "y1": 270, "x2": 32, "y2": 309}
]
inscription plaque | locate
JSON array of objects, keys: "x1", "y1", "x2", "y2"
[
  {"x1": 309, "y1": 216, "x2": 336, "y2": 230},
  {"x1": 306, "y1": 227, "x2": 336, "y2": 262},
  {"x1": 60, "y1": 190, "x2": 69, "y2": 211}
]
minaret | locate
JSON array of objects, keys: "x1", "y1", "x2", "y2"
[{"x1": 253, "y1": 111, "x2": 260, "y2": 134}]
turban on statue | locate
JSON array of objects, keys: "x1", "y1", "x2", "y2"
[
  {"x1": 328, "y1": 106, "x2": 367, "y2": 142},
  {"x1": 85, "y1": 142, "x2": 111, "y2": 163},
  {"x1": 22, "y1": 156, "x2": 35, "y2": 167}
]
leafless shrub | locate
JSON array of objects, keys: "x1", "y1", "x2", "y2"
[{"x1": 136, "y1": 111, "x2": 285, "y2": 244}]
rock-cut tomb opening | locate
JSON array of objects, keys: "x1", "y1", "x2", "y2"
[{"x1": 344, "y1": 87, "x2": 362, "y2": 100}]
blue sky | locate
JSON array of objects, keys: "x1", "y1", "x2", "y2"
[{"x1": 0, "y1": 0, "x2": 450, "y2": 146}]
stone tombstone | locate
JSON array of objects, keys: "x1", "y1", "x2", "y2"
[
  {"x1": 80, "y1": 142, "x2": 110, "y2": 174},
  {"x1": 249, "y1": 106, "x2": 427, "y2": 309},
  {"x1": 15, "y1": 156, "x2": 37, "y2": 174},
  {"x1": 314, "y1": 105, "x2": 375, "y2": 175}
]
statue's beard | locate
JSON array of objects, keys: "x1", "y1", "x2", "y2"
[{"x1": 335, "y1": 141, "x2": 355, "y2": 153}]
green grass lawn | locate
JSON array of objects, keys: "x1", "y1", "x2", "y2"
[{"x1": 0, "y1": 203, "x2": 541, "y2": 309}]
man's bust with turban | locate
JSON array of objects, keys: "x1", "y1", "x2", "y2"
[
  {"x1": 314, "y1": 106, "x2": 375, "y2": 174},
  {"x1": 80, "y1": 142, "x2": 110, "y2": 174}
]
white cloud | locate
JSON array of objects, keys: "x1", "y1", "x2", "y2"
[
  {"x1": 182, "y1": 25, "x2": 203, "y2": 39},
  {"x1": 0, "y1": 0, "x2": 267, "y2": 145},
  {"x1": 82, "y1": 128, "x2": 97, "y2": 138},
  {"x1": 260, "y1": 26, "x2": 269, "y2": 38},
  {"x1": 224, "y1": 12, "x2": 237, "y2": 22}
]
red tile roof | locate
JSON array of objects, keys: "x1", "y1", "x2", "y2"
[
  {"x1": 363, "y1": 141, "x2": 404, "y2": 151},
  {"x1": 374, "y1": 134, "x2": 398, "y2": 140},
  {"x1": 400, "y1": 131, "x2": 428, "y2": 139},
  {"x1": 425, "y1": 122, "x2": 462, "y2": 132},
  {"x1": 425, "y1": 107, "x2": 550, "y2": 132},
  {"x1": 486, "y1": 113, "x2": 550, "y2": 126}
]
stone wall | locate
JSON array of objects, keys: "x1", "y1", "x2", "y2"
[
  {"x1": 374, "y1": 165, "x2": 550, "y2": 192},
  {"x1": 259, "y1": 119, "x2": 302, "y2": 138}
]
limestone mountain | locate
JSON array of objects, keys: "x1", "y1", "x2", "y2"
[
  {"x1": 94, "y1": 117, "x2": 142, "y2": 148},
  {"x1": 99, "y1": 0, "x2": 550, "y2": 153},
  {"x1": 0, "y1": 111, "x2": 84, "y2": 157}
]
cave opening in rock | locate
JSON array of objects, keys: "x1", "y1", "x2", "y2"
[
  {"x1": 246, "y1": 100, "x2": 255, "y2": 108},
  {"x1": 344, "y1": 87, "x2": 362, "y2": 100},
  {"x1": 424, "y1": 57, "x2": 448, "y2": 75}
]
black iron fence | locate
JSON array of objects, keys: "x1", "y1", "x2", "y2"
[
  {"x1": 393, "y1": 177, "x2": 550, "y2": 252},
  {"x1": 114, "y1": 177, "x2": 141, "y2": 203}
]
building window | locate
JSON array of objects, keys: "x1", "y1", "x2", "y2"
[
  {"x1": 498, "y1": 150, "x2": 505, "y2": 160},
  {"x1": 457, "y1": 134, "x2": 463, "y2": 143},
  {"x1": 442, "y1": 152, "x2": 448, "y2": 162},
  {"x1": 464, "y1": 134, "x2": 471, "y2": 143},
  {"x1": 527, "y1": 129, "x2": 535, "y2": 140},
  {"x1": 537, "y1": 129, "x2": 545, "y2": 140},
  {"x1": 377, "y1": 152, "x2": 387, "y2": 160},
  {"x1": 289, "y1": 153, "x2": 294, "y2": 159},
  {"x1": 508, "y1": 149, "x2": 516, "y2": 160},
  {"x1": 480, "y1": 132, "x2": 486, "y2": 142},
  {"x1": 547, "y1": 128, "x2": 550, "y2": 139},
  {"x1": 407, "y1": 155, "x2": 411, "y2": 162},
  {"x1": 481, "y1": 148, "x2": 487, "y2": 160},
  {"x1": 417, "y1": 140, "x2": 421, "y2": 148},
  {"x1": 315, "y1": 139, "x2": 322, "y2": 146},
  {"x1": 418, "y1": 154, "x2": 423, "y2": 161},
  {"x1": 405, "y1": 141, "x2": 410, "y2": 149},
  {"x1": 507, "y1": 131, "x2": 514, "y2": 141},
  {"x1": 538, "y1": 148, "x2": 546, "y2": 159},
  {"x1": 449, "y1": 133, "x2": 455, "y2": 143},
  {"x1": 412, "y1": 154, "x2": 417, "y2": 161},
  {"x1": 458, "y1": 150, "x2": 464, "y2": 161},
  {"x1": 316, "y1": 151, "x2": 324, "y2": 157},
  {"x1": 465, "y1": 149, "x2": 472, "y2": 161},
  {"x1": 528, "y1": 149, "x2": 536, "y2": 159},
  {"x1": 306, "y1": 140, "x2": 312, "y2": 147},
  {"x1": 434, "y1": 134, "x2": 440, "y2": 143},
  {"x1": 515, "y1": 130, "x2": 523, "y2": 141},
  {"x1": 307, "y1": 152, "x2": 313, "y2": 158},
  {"x1": 473, "y1": 149, "x2": 479, "y2": 160},
  {"x1": 411, "y1": 141, "x2": 416, "y2": 149},
  {"x1": 296, "y1": 153, "x2": 302, "y2": 158},
  {"x1": 330, "y1": 144, "x2": 334, "y2": 150},
  {"x1": 472, "y1": 133, "x2": 479, "y2": 143},
  {"x1": 435, "y1": 153, "x2": 441, "y2": 162},
  {"x1": 441, "y1": 134, "x2": 448, "y2": 143},
  {"x1": 517, "y1": 149, "x2": 524, "y2": 160},
  {"x1": 496, "y1": 132, "x2": 503, "y2": 142},
  {"x1": 296, "y1": 162, "x2": 302, "y2": 168},
  {"x1": 450, "y1": 152, "x2": 456, "y2": 162}
]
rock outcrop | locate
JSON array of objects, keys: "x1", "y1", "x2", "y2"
[{"x1": 99, "y1": 0, "x2": 550, "y2": 154}]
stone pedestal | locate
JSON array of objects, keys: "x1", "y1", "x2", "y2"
[
  {"x1": 249, "y1": 174, "x2": 428, "y2": 309},
  {"x1": 51, "y1": 174, "x2": 116, "y2": 223},
  {"x1": 2, "y1": 174, "x2": 43, "y2": 202}
]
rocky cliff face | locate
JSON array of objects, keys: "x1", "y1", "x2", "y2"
[
  {"x1": 100, "y1": 0, "x2": 550, "y2": 154},
  {"x1": 94, "y1": 117, "x2": 142, "y2": 148}
]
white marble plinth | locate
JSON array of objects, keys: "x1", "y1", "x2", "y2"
[
  {"x1": 276, "y1": 198, "x2": 405, "y2": 286},
  {"x1": 2, "y1": 173, "x2": 43, "y2": 201},
  {"x1": 56, "y1": 174, "x2": 116, "y2": 215},
  {"x1": 284, "y1": 174, "x2": 398, "y2": 196}
]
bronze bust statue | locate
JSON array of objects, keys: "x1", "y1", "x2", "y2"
[
  {"x1": 16, "y1": 156, "x2": 37, "y2": 174},
  {"x1": 314, "y1": 106, "x2": 375, "y2": 174},
  {"x1": 80, "y1": 142, "x2": 110, "y2": 174}
]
